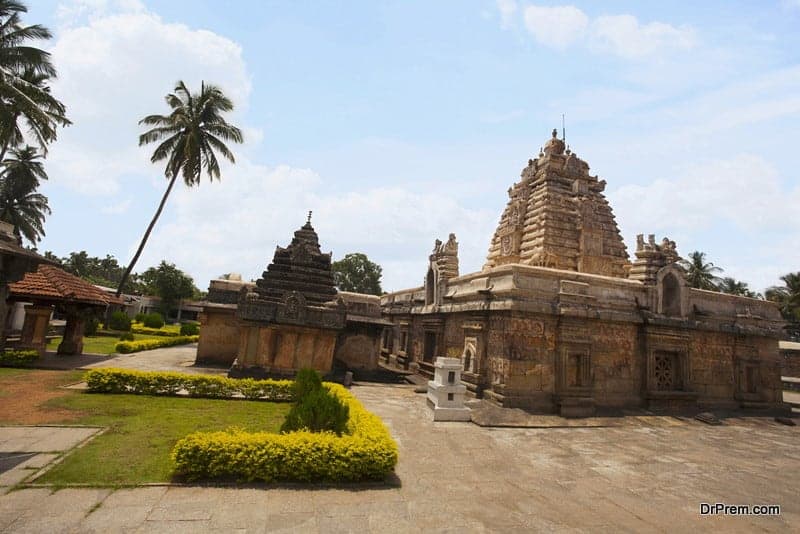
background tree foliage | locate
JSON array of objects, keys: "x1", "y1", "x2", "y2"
[
  {"x1": 331, "y1": 253, "x2": 382, "y2": 295},
  {"x1": 766, "y1": 272, "x2": 800, "y2": 339},
  {"x1": 45, "y1": 250, "x2": 145, "y2": 294},
  {"x1": 139, "y1": 261, "x2": 199, "y2": 316}
]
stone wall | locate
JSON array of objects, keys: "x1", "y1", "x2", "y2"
[
  {"x1": 335, "y1": 325, "x2": 380, "y2": 371},
  {"x1": 382, "y1": 263, "x2": 787, "y2": 413},
  {"x1": 196, "y1": 304, "x2": 239, "y2": 365},
  {"x1": 779, "y1": 341, "x2": 800, "y2": 378}
]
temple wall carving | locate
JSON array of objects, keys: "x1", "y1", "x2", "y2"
[{"x1": 380, "y1": 130, "x2": 788, "y2": 416}]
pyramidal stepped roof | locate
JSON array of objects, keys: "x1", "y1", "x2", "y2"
[
  {"x1": 254, "y1": 213, "x2": 338, "y2": 307},
  {"x1": 484, "y1": 129, "x2": 629, "y2": 277}
]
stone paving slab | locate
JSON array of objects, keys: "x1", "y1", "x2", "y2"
[
  {"x1": 80, "y1": 344, "x2": 225, "y2": 375},
  {"x1": 0, "y1": 382, "x2": 797, "y2": 532},
  {"x1": 0, "y1": 426, "x2": 102, "y2": 490},
  {"x1": 0, "y1": 426, "x2": 100, "y2": 453}
]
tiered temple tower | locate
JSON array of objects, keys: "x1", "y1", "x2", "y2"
[
  {"x1": 253, "y1": 214, "x2": 339, "y2": 306},
  {"x1": 232, "y1": 214, "x2": 346, "y2": 376},
  {"x1": 484, "y1": 129, "x2": 629, "y2": 277}
]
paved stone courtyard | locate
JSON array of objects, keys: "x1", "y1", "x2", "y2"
[{"x1": 1, "y1": 373, "x2": 798, "y2": 532}]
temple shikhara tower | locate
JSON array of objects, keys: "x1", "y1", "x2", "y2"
[
  {"x1": 380, "y1": 130, "x2": 787, "y2": 416},
  {"x1": 485, "y1": 129, "x2": 628, "y2": 277},
  {"x1": 196, "y1": 214, "x2": 390, "y2": 377}
]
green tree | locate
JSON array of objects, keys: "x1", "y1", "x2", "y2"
[
  {"x1": 115, "y1": 80, "x2": 243, "y2": 298},
  {"x1": 679, "y1": 251, "x2": 723, "y2": 291},
  {"x1": 53, "y1": 250, "x2": 144, "y2": 293},
  {"x1": 140, "y1": 261, "x2": 198, "y2": 317},
  {"x1": 0, "y1": 145, "x2": 49, "y2": 243},
  {"x1": 331, "y1": 252, "x2": 383, "y2": 295},
  {"x1": 0, "y1": 2, "x2": 70, "y2": 160},
  {"x1": 766, "y1": 272, "x2": 800, "y2": 337},
  {"x1": 717, "y1": 277, "x2": 760, "y2": 299}
]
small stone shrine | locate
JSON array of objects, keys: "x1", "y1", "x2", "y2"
[
  {"x1": 427, "y1": 357, "x2": 471, "y2": 421},
  {"x1": 381, "y1": 129, "x2": 787, "y2": 416},
  {"x1": 230, "y1": 213, "x2": 347, "y2": 376}
]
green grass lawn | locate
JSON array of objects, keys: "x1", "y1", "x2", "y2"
[
  {"x1": 46, "y1": 333, "x2": 169, "y2": 355},
  {"x1": 37, "y1": 392, "x2": 290, "y2": 486}
]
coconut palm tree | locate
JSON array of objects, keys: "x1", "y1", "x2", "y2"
[
  {"x1": 115, "y1": 80, "x2": 243, "y2": 297},
  {"x1": 766, "y1": 272, "x2": 800, "y2": 324},
  {"x1": 0, "y1": 2, "x2": 70, "y2": 159},
  {"x1": 717, "y1": 277, "x2": 760, "y2": 298},
  {"x1": 0, "y1": 145, "x2": 50, "y2": 243},
  {"x1": 679, "y1": 251, "x2": 723, "y2": 291}
]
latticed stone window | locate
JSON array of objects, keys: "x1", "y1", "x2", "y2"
[{"x1": 654, "y1": 351, "x2": 683, "y2": 391}]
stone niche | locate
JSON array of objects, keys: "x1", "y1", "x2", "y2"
[{"x1": 229, "y1": 216, "x2": 346, "y2": 377}]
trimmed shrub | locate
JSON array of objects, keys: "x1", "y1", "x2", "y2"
[
  {"x1": 0, "y1": 349, "x2": 39, "y2": 367},
  {"x1": 142, "y1": 312, "x2": 165, "y2": 329},
  {"x1": 293, "y1": 368, "x2": 322, "y2": 399},
  {"x1": 179, "y1": 323, "x2": 200, "y2": 336},
  {"x1": 84, "y1": 368, "x2": 294, "y2": 400},
  {"x1": 280, "y1": 387, "x2": 349, "y2": 435},
  {"x1": 119, "y1": 331, "x2": 135, "y2": 341},
  {"x1": 115, "y1": 335, "x2": 199, "y2": 354},
  {"x1": 130, "y1": 325, "x2": 180, "y2": 337},
  {"x1": 134, "y1": 312, "x2": 147, "y2": 323},
  {"x1": 172, "y1": 383, "x2": 398, "y2": 482},
  {"x1": 109, "y1": 311, "x2": 132, "y2": 331},
  {"x1": 83, "y1": 316, "x2": 100, "y2": 336}
]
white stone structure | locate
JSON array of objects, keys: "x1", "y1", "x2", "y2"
[{"x1": 427, "y1": 357, "x2": 471, "y2": 421}]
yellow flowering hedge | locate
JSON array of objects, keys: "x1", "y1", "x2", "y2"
[
  {"x1": 172, "y1": 383, "x2": 399, "y2": 482},
  {"x1": 84, "y1": 368, "x2": 294, "y2": 400},
  {"x1": 115, "y1": 335, "x2": 199, "y2": 353},
  {"x1": 130, "y1": 325, "x2": 182, "y2": 337},
  {"x1": 0, "y1": 349, "x2": 39, "y2": 367}
]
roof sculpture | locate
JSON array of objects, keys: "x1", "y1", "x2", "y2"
[{"x1": 484, "y1": 128, "x2": 629, "y2": 277}]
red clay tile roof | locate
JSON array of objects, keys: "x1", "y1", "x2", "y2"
[{"x1": 8, "y1": 264, "x2": 116, "y2": 306}]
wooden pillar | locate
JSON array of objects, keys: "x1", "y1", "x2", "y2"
[
  {"x1": 0, "y1": 285, "x2": 9, "y2": 353},
  {"x1": 18, "y1": 304, "x2": 52, "y2": 356},
  {"x1": 58, "y1": 307, "x2": 86, "y2": 355}
]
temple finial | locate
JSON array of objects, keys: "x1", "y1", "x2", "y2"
[{"x1": 307, "y1": 210, "x2": 312, "y2": 224}]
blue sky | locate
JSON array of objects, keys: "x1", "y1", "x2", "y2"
[{"x1": 25, "y1": 0, "x2": 800, "y2": 292}]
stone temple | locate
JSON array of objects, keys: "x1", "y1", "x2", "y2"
[
  {"x1": 380, "y1": 129, "x2": 786, "y2": 416},
  {"x1": 197, "y1": 214, "x2": 390, "y2": 377}
]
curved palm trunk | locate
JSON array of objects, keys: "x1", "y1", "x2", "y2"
[{"x1": 115, "y1": 174, "x2": 179, "y2": 298}]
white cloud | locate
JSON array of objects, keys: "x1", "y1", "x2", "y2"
[
  {"x1": 608, "y1": 154, "x2": 800, "y2": 291},
  {"x1": 591, "y1": 15, "x2": 696, "y2": 59},
  {"x1": 522, "y1": 5, "x2": 588, "y2": 49},
  {"x1": 139, "y1": 160, "x2": 495, "y2": 292},
  {"x1": 512, "y1": 4, "x2": 695, "y2": 59},
  {"x1": 611, "y1": 154, "x2": 799, "y2": 236},
  {"x1": 496, "y1": 0, "x2": 518, "y2": 29},
  {"x1": 47, "y1": 1, "x2": 251, "y2": 196}
]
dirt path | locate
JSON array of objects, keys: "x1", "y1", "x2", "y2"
[{"x1": 0, "y1": 370, "x2": 83, "y2": 424}]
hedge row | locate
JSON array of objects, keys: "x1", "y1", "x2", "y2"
[
  {"x1": 115, "y1": 335, "x2": 199, "y2": 354},
  {"x1": 84, "y1": 368, "x2": 294, "y2": 400},
  {"x1": 130, "y1": 325, "x2": 182, "y2": 337},
  {"x1": 0, "y1": 349, "x2": 39, "y2": 367},
  {"x1": 171, "y1": 383, "x2": 399, "y2": 482}
]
